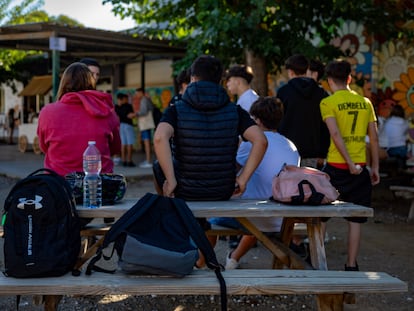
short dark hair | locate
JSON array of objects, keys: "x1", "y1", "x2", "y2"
[
  {"x1": 116, "y1": 92, "x2": 128, "y2": 100},
  {"x1": 390, "y1": 104, "x2": 405, "y2": 118},
  {"x1": 225, "y1": 65, "x2": 254, "y2": 84},
  {"x1": 325, "y1": 59, "x2": 351, "y2": 84},
  {"x1": 249, "y1": 96, "x2": 284, "y2": 130},
  {"x1": 285, "y1": 54, "x2": 309, "y2": 75},
  {"x1": 190, "y1": 55, "x2": 223, "y2": 84},
  {"x1": 309, "y1": 59, "x2": 325, "y2": 81},
  {"x1": 176, "y1": 68, "x2": 191, "y2": 85},
  {"x1": 79, "y1": 57, "x2": 100, "y2": 68}
]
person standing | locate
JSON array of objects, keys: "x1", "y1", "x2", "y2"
[
  {"x1": 115, "y1": 93, "x2": 136, "y2": 167},
  {"x1": 277, "y1": 54, "x2": 330, "y2": 169},
  {"x1": 225, "y1": 65, "x2": 259, "y2": 113},
  {"x1": 306, "y1": 59, "x2": 326, "y2": 83},
  {"x1": 37, "y1": 62, "x2": 121, "y2": 176},
  {"x1": 135, "y1": 88, "x2": 155, "y2": 168},
  {"x1": 6, "y1": 108, "x2": 16, "y2": 145},
  {"x1": 320, "y1": 59, "x2": 380, "y2": 271},
  {"x1": 169, "y1": 68, "x2": 191, "y2": 106},
  {"x1": 80, "y1": 57, "x2": 100, "y2": 83}
]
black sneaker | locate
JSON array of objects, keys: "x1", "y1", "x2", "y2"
[
  {"x1": 344, "y1": 263, "x2": 359, "y2": 271},
  {"x1": 289, "y1": 242, "x2": 308, "y2": 258},
  {"x1": 128, "y1": 161, "x2": 136, "y2": 167},
  {"x1": 123, "y1": 161, "x2": 128, "y2": 167}
]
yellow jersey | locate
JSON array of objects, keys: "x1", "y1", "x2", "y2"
[{"x1": 320, "y1": 89, "x2": 376, "y2": 165}]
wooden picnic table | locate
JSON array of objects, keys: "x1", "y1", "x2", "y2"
[{"x1": 77, "y1": 198, "x2": 374, "y2": 271}]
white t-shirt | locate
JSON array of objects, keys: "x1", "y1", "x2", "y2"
[
  {"x1": 237, "y1": 131, "x2": 300, "y2": 232},
  {"x1": 377, "y1": 116, "x2": 388, "y2": 148},
  {"x1": 384, "y1": 116, "x2": 408, "y2": 148},
  {"x1": 237, "y1": 89, "x2": 259, "y2": 113}
]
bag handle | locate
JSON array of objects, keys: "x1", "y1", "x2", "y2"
[
  {"x1": 291, "y1": 180, "x2": 325, "y2": 205},
  {"x1": 171, "y1": 197, "x2": 227, "y2": 311}
]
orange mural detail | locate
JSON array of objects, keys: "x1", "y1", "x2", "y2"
[{"x1": 393, "y1": 67, "x2": 414, "y2": 115}]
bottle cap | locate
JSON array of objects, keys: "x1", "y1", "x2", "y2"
[{"x1": 88, "y1": 141, "x2": 96, "y2": 145}]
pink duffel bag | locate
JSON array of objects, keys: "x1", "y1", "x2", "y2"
[{"x1": 272, "y1": 164, "x2": 339, "y2": 205}]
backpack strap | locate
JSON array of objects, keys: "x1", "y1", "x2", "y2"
[
  {"x1": 101, "y1": 193, "x2": 159, "y2": 247},
  {"x1": 171, "y1": 197, "x2": 227, "y2": 311}
]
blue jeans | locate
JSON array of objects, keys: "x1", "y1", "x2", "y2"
[
  {"x1": 387, "y1": 146, "x2": 407, "y2": 169},
  {"x1": 208, "y1": 217, "x2": 248, "y2": 232}
]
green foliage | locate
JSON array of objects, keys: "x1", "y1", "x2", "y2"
[
  {"x1": 0, "y1": 0, "x2": 84, "y2": 85},
  {"x1": 105, "y1": 0, "x2": 414, "y2": 74}
]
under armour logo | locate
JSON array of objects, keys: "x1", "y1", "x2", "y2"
[{"x1": 17, "y1": 195, "x2": 43, "y2": 210}]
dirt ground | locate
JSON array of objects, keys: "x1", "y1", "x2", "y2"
[{"x1": 0, "y1": 174, "x2": 412, "y2": 310}]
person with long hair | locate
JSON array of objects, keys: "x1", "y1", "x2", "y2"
[{"x1": 37, "y1": 62, "x2": 121, "y2": 176}]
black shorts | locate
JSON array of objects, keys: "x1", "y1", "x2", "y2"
[{"x1": 321, "y1": 164, "x2": 372, "y2": 224}]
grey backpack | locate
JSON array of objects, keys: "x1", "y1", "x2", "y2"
[{"x1": 86, "y1": 193, "x2": 227, "y2": 311}]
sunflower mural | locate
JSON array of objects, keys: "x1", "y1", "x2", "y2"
[
  {"x1": 393, "y1": 67, "x2": 414, "y2": 115},
  {"x1": 372, "y1": 41, "x2": 412, "y2": 89}
]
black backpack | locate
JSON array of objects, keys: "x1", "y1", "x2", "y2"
[
  {"x1": 86, "y1": 193, "x2": 227, "y2": 311},
  {"x1": 2, "y1": 168, "x2": 81, "y2": 278},
  {"x1": 152, "y1": 105, "x2": 162, "y2": 127}
]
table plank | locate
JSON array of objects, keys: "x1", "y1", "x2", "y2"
[{"x1": 77, "y1": 199, "x2": 374, "y2": 219}]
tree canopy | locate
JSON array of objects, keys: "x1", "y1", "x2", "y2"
[
  {"x1": 105, "y1": 0, "x2": 414, "y2": 95},
  {"x1": 0, "y1": 0, "x2": 83, "y2": 88}
]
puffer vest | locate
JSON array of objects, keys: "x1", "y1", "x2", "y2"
[{"x1": 173, "y1": 85, "x2": 239, "y2": 200}]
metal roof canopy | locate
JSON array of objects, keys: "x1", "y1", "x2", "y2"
[
  {"x1": 0, "y1": 22, "x2": 186, "y2": 67},
  {"x1": 0, "y1": 22, "x2": 186, "y2": 98}
]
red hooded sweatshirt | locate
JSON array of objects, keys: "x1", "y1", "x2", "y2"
[{"x1": 37, "y1": 90, "x2": 121, "y2": 176}]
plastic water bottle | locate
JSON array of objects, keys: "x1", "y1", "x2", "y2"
[{"x1": 83, "y1": 141, "x2": 102, "y2": 208}]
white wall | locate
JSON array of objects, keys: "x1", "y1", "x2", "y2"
[
  {"x1": 1, "y1": 81, "x2": 23, "y2": 115},
  {"x1": 125, "y1": 59, "x2": 174, "y2": 87}
]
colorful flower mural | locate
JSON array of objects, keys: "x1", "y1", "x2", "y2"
[
  {"x1": 393, "y1": 67, "x2": 414, "y2": 115},
  {"x1": 372, "y1": 41, "x2": 410, "y2": 89},
  {"x1": 371, "y1": 87, "x2": 397, "y2": 117},
  {"x1": 331, "y1": 21, "x2": 370, "y2": 65}
]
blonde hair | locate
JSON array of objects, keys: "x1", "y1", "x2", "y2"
[{"x1": 57, "y1": 62, "x2": 96, "y2": 99}]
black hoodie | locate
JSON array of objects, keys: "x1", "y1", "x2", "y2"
[{"x1": 277, "y1": 77, "x2": 330, "y2": 159}]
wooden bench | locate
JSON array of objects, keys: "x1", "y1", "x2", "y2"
[
  {"x1": 389, "y1": 185, "x2": 414, "y2": 222},
  {"x1": 0, "y1": 269, "x2": 406, "y2": 311}
]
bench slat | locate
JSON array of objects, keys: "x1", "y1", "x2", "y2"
[{"x1": 0, "y1": 270, "x2": 406, "y2": 296}]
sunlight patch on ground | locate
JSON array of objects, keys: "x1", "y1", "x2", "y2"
[{"x1": 98, "y1": 295, "x2": 130, "y2": 304}]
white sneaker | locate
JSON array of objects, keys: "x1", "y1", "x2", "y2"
[
  {"x1": 225, "y1": 252, "x2": 239, "y2": 270},
  {"x1": 139, "y1": 161, "x2": 153, "y2": 168}
]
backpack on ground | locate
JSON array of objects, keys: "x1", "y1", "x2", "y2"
[
  {"x1": 86, "y1": 193, "x2": 227, "y2": 311},
  {"x1": 2, "y1": 168, "x2": 81, "y2": 278}
]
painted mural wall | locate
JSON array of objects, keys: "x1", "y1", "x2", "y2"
[{"x1": 271, "y1": 20, "x2": 414, "y2": 121}]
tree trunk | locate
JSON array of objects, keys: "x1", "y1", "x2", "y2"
[{"x1": 245, "y1": 50, "x2": 268, "y2": 96}]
